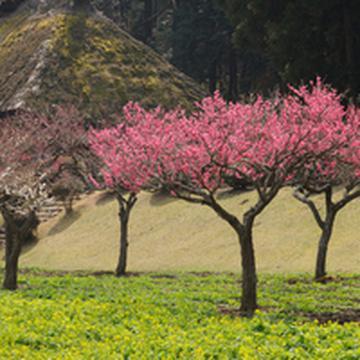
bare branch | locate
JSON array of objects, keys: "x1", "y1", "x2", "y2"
[
  {"x1": 334, "y1": 187, "x2": 360, "y2": 212},
  {"x1": 293, "y1": 188, "x2": 325, "y2": 229}
]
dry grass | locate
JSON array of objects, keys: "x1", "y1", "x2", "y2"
[{"x1": 9, "y1": 188, "x2": 358, "y2": 274}]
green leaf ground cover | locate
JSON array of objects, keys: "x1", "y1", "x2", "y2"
[{"x1": 0, "y1": 271, "x2": 359, "y2": 359}]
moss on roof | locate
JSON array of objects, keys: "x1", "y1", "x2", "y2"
[{"x1": 0, "y1": 5, "x2": 206, "y2": 118}]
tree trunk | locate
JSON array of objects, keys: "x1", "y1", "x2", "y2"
[
  {"x1": 114, "y1": 193, "x2": 137, "y2": 277},
  {"x1": 3, "y1": 230, "x2": 22, "y2": 290},
  {"x1": 208, "y1": 198, "x2": 258, "y2": 317},
  {"x1": 315, "y1": 214, "x2": 335, "y2": 281},
  {"x1": 238, "y1": 224, "x2": 257, "y2": 316},
  {"x1": 2, "y1": 210, "x2": 39, "y2": 290},
  {"x1": 115, "y1": 194, "x2": 131, "y2": 277},
  {"x1": 115, "y1": 209, "x2": 129, "y2": 277},
  {"x1": 64, "y1": 197, "x2": 74, "y2": 215}
]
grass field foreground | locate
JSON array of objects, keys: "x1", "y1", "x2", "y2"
[{"x1": 0, "y1": 271, "x2": 359, "y2": 359}]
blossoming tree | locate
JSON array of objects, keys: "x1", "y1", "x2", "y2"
[
  {"x1": 291, "y1": 81, "x2": 360, "y2": 280},
  {"x1": 0, "y1": 113, "x2": 48, "y2": 290},
  {"x1": 101, "y1": 83, "x2": 346, "y2": 316},
  {"x1": 88, "y1": 104, "x2": 161, "y2": 277},
  {"x1": 0, "y1": 107, "x2": 90, "y2": 290}
]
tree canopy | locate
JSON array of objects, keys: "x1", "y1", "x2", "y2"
[{"x1": 218, "y1": 0, "x2": 360, "y2": 97}]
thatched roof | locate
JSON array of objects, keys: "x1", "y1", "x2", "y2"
[{"x1": 0, "y1": 0, "x2": 206, "y2": 118}]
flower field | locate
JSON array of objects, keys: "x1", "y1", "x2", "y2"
[{"x1": 0, "y1": 271, "x2": 359, "y2": 359}]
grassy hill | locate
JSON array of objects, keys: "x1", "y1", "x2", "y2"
[
  {"x1": 11, "y1": 188, "x2": 359, "y2": 273},
  {"x1": 0, "y1": 1, "x2": 205, "y2": 117}
]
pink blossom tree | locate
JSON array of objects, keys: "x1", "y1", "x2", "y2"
[
  {"x1": 101, "y1": 85, "x2": 344, "y2": 316},
  {"x1": 88, "y1": 79, "x2": 357, "y2": 314},
  {"x1": 88, "y1": 103, "x2": 161, "y2": 277},
  {"x1": 291, "y1": 81, "x2": 360, "y2": 280}
]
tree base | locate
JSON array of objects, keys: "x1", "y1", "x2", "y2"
[{"x1": 2, "y1": 279, "x2": 18, "y2": 291}]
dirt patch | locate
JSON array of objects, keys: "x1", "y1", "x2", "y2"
[
  {"x1": 16, "y1": 269, "x2": 144, "y2": 278},
  {"x1": 286, "y1": 275, "x2": 360, "y2": 285},
  {"x1": 218, "y1": 305, "x2": 274, "y2": 318},
  {"x1": 304, "y1": 309, "x2": 360, "y2": 324},
  {"x1": 189, "y1": 271, "x2": 238, "y2": 278},
  {"x1": 218, "y1": 305, "x2": 360, "y2": 324},
  {"x1": 316, "y1": 276, "x2": 340, "y2": 284},
  {"x1": 218, "y1": 305, "x2": 246, "y2": 317},
  {"x1": 189, "y1": 271, "x2": 217, "y2": 278},
  {"x1": 18, "y1": 268, "x2": 72, "y2": 277},
  {"x1": 150, "y1": 274, "x2": 178, "y2": 280},
  {"x1": 286, "y1": 278, "x2": 312, "y2": 285}
]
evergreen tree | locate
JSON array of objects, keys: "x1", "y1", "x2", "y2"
[{"x1": 219, "y1": 0, "x2": 360, "y2": 96}]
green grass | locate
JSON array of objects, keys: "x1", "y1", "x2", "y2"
[
  {"x1": 14, "y1": 188, "x2": 360, "y2": 274},
  {"x1": 0, "y1": 271, "x2": 358, "y2": 359}
]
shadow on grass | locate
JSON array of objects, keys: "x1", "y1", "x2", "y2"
[
  {"x1": 217, "y1": 188, "x2": 252, "y2": 200},
  {"x1": 47, "y1": 211, "x2": 81, "y2": 236},
  {"x1": 95, "y1": 191, "x2": 116, "y2": 206},
  {"x1": 20, "y1": 238, "x2": 40, "y2": 256},
  {"x1": 1, "y1": 237, "x2": 40, "y2": 260},
  {"x1": 149, "y1": 191, "x2": 177, "y2": 207}
]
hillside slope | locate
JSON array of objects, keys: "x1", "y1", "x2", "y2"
[
  {"x1": 15, "y1": 189, "x2": 360, "y2": 273},
  {"x1": 0, "y1": 1, "x2": 205, "y2": 117}
]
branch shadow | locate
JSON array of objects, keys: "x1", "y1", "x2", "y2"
[
  {"x1": 149, "y1": 191, "x2": 177, "y2": 207},
  {"x1": 217, "y1": 188, "x2": 252, "y2": 200},
  {"x1": 47, "y1": 211, "x2": 81, "y2": 236},
  {"x1": 95, "y1": 191, "x2": 116, "y2": 206}
]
